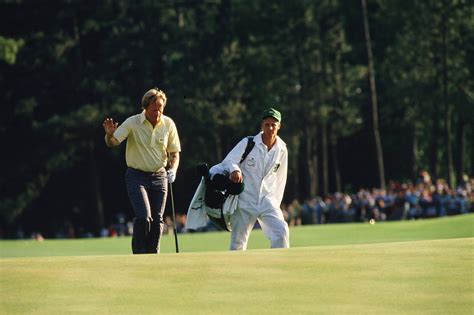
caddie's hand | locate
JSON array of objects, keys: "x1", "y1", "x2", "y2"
[
  {"x1": 230, "y1": 170, "x2": 243, "y2": 183},
  {"x1": 103, "y1": 118, "x2": 118, "y2": 136},
  {"x1": 167, "y1": 169, "x2": 176, "y2": 183}
]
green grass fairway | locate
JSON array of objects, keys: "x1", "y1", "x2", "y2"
[
  {"x1": 1, "y1": 215, "x2": 473, "y2": 314},
  {"x1": 1, "y1": 214, "x2": 473, "y2": 257}
]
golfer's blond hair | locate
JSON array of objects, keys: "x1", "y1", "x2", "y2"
[{"x1": 141, "y1": 88, "x2": 167, "y2": 109}]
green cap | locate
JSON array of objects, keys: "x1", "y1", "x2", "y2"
[{"x1": 261, "y1": 108, "x2": 281, "y2": 122}]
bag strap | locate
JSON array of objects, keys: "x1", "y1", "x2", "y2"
[{"x1": 239, "y1": 136, "x2": 255, "y2": 164}]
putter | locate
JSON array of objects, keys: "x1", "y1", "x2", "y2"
[{"x1": 169, "y1": 181, "x2": 180, "y2": 253}]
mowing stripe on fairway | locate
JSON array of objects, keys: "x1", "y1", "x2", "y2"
[
  {"x1": 1, "y1": 238, "x2": 472, "y2": 314},
  {"x1": 1, "y1": 214, "x2": 472, "y2": 258}
]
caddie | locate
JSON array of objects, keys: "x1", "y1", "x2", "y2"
[
  {"x1": 186, "y1": 108, "x2": 290, "y2": 250},
  {"x1": 223, "y1": 108, "x2": 289, "y2": 250}
]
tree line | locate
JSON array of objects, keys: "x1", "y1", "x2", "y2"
[{"x1": 0, "y1": 0, "x2": 472, "y2": 237}]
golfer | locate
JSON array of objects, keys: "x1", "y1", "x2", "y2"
[
  {"x1": 103, "y1": 88, "x2": 181, "y2": 254},
  {"x1": 222, "y1": 108, "x2": 289, "y2": 250}
]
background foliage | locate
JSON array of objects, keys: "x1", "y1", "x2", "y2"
[{"x1": 0, "y1": 0, "x2": 472, "y2": 237}]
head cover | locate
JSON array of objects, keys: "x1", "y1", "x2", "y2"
[
  {"x1": 227, "y1": 181, "x2": 245, "y2": 195},
  {"x1": 203, "y1": 171, "x2": 245, "y2": 232},
  {"x1": 261, "y1": 107, "x2": 281, "y2": 122}
]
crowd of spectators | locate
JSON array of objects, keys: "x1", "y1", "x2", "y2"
[
  {"x1": 170, "y1": 172, "x2": 473, "y2": 233},
  {"x1": 9, "y1": 171, "x2": 473, "y2": 239},
  {"x1": 281, "y1": 172, "x2": 473, "y2": 226}
]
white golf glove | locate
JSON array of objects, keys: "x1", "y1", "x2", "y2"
[{"x1": 167, "y1": 169, "x2": 176, "y2": 183}]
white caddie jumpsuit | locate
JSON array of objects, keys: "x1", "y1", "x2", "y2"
[{"x1": 222, "y1": 132, "x2": 289, "y2": 250}]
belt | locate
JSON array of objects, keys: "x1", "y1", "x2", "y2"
[{"x1": 128, "y1": 167, "x2": 166, "y2": 175}]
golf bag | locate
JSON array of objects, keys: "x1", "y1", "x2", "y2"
[{"x1": 196, "y1": 136, "x2": 255, "y2": 231}]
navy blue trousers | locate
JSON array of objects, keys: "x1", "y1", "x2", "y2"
[{"x1": 125, "y1": 168, "x2": 167, "y2": 254}]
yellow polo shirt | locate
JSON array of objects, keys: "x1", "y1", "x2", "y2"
[{"x1": 113, "y1": 111, "x2": 181, "y2": 172}]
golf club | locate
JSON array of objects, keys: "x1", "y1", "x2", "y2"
[{"x1": 169, "y1": 181, "x2": 179, "y2": 253}]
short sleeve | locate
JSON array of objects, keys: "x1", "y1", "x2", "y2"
[{"x1": 113, "y1": 116, "x2": 133, "y2": 143}]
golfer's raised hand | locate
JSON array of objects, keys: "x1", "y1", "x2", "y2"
[
  {"x1": 103, "y1": 118, "x2": 118, "y2": 136},
  {"x1": 230, "y1": 170, "x2": 243, "y2": 183}
]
